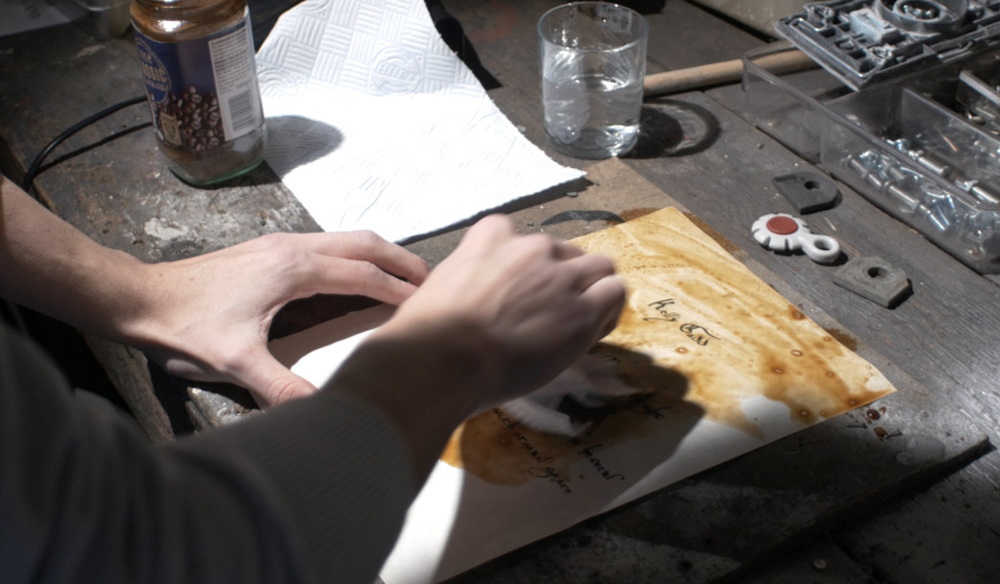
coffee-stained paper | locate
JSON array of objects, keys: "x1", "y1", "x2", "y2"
[{"x1": 269, "y1": 208, "x2": 896, "y2": 584}]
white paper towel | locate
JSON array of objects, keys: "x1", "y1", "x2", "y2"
[{"x1": 255, "y1": 0, "x2": 584, "y2": 242}]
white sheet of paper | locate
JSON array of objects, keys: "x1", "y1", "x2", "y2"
[
  {"x1": 267, "y1": 208, "x2": 896, "y2": 584},
  {"x1": 255, "y1": 0, "x2": 583, "y2": 243}
]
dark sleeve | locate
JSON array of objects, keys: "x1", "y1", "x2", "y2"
[{"x1": 0, "y1": 323, "x2": 416, "y2": 584}]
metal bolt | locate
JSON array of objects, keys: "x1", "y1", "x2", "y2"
[
  {"x1": 913, "y1": 151, "x2": 953, "y2": 178},
  {"x1": 887, "y1": 165, "x2": 911, "y2": 182},
  {"x1": 848, "y1": 155, "x2": 870, "y2": 176},
  {"x1": 971, "y1": 183, "x2": 1000, "y2": 205},
  {"x1": 887, "y1": 184, "x2": 920, "y2": 213},
  {"x1": 927, "y1": 205, "x2": 953, "y2": 232}
]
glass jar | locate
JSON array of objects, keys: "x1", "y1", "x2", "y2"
[{"x1": 131, "y1": 0, "x2": 267, "y2": 186}]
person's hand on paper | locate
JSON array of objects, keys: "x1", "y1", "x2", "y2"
[
  {"x1": 1, "y1": 175, "x2": 427, "y2": 407},
  {"x1": 389, "y1": 213, "x2": 625, "y2": 406},
  {"x1": 134, "y1": 231, "x2": 429, "y2": 407},
  {"x1": 328, "y1": 214, "x2": 625, "y2": 479}
]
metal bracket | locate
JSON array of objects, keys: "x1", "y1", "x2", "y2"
[
  {"x1": 833, "y1": 256, "x2": 912, "y2": 307},
  {"x1": 773, "y1": 171, "x2": 840, "y2": 214}
]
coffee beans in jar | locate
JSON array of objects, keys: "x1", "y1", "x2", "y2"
[{"x1": 131, "y1": 0, "x2": 267, "y2": 186}]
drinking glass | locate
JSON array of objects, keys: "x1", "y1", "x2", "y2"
[{"x1": 538, "y1": 2, "x2": 648, "y2": 159}]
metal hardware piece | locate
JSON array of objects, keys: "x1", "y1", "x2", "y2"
[
  {"x1": 772, "y1": 171, "x2": 841, "y2": 214},
  {"x1": 833, "y1": 256, "x2": 911, "y2": 308}
]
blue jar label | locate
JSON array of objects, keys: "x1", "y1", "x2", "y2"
[{"x1": 134, "y1": 15, "x2": 263, "y2": 152}]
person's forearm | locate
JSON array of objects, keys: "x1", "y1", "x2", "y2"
[
  {"x1": 1, "y1": 174, "x2": 434, "y2": 406},
  {"x1": 1, "y1": 321, "x2": 415, "y2": 584},
  {"x1": 0, "y1": 176, "x2": 150, "y2": 340},
  {"x1": 326, "y1": 316, "x2": 501, "y2": 482}
]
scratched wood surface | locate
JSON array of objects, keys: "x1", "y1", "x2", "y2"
[{"x1": 2, "y1": 0, "x2": 999, "y2": 582}]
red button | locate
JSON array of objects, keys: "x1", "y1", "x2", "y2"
[{"x1": 766, "y1": 216, "x2": 799, "y2": 235}]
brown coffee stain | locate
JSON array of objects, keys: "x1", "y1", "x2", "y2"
[
  {"x1": 619, "y1": 208, "x2": 659, "y2": 222},
  {"x1": 595, "y1": 209, "x2": 893, "y2": 430},
  {"x1": 440, "y1": 408, "x2": 579, "y2": 487},
  {"x1": 442, "y1": 343, "x2": 693, "y2": 486},
  {"x1": 443, "y1": 208, "x2": 896, "y2": 486}
]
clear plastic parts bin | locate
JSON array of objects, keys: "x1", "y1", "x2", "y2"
[{"x1": 742, "y1": 43, "x2": 1000, "y2": 273}]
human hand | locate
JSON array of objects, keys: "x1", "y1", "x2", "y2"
[
  {"x1": 372, "y1": 214, "x2": 625, "y2": 411},
  {"x1": 128, "y1": 231, "x2": 428, "y2": 407}
]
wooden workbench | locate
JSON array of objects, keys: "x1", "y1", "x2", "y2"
[{"x1": 2, "y1": 1, "x2": 999, "y2": 582}]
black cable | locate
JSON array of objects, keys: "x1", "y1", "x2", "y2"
[
  {"x1": 20, "y1": 95, "x2": 147, "y2": 192},
  {"x1": 41, "y1": 122, "x2": 152, "y2": 173}
]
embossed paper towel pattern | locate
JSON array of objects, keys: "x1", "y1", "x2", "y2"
[{"x1": 256, "y1": 0, "x2": 584, "y2": 242}]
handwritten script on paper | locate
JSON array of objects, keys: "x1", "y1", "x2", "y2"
[{"x1": 269, "y1": 207, "x2": 896, "y2": 584}]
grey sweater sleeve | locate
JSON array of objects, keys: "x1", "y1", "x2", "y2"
[{"x1": 0, "y1": 323, "x2": 416, "y2": 584}]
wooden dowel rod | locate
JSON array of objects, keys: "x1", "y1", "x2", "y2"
[{"x1": 643, "y1": 49, "x2": 816, "y2": 97}]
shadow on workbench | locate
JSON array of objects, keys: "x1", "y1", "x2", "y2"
[
  {"x1": 625, "y1": 99, "x2": 722, "y2": 160},
  {"x1": 396, "y1": 174, "x2": 596, "y2": 247}
]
